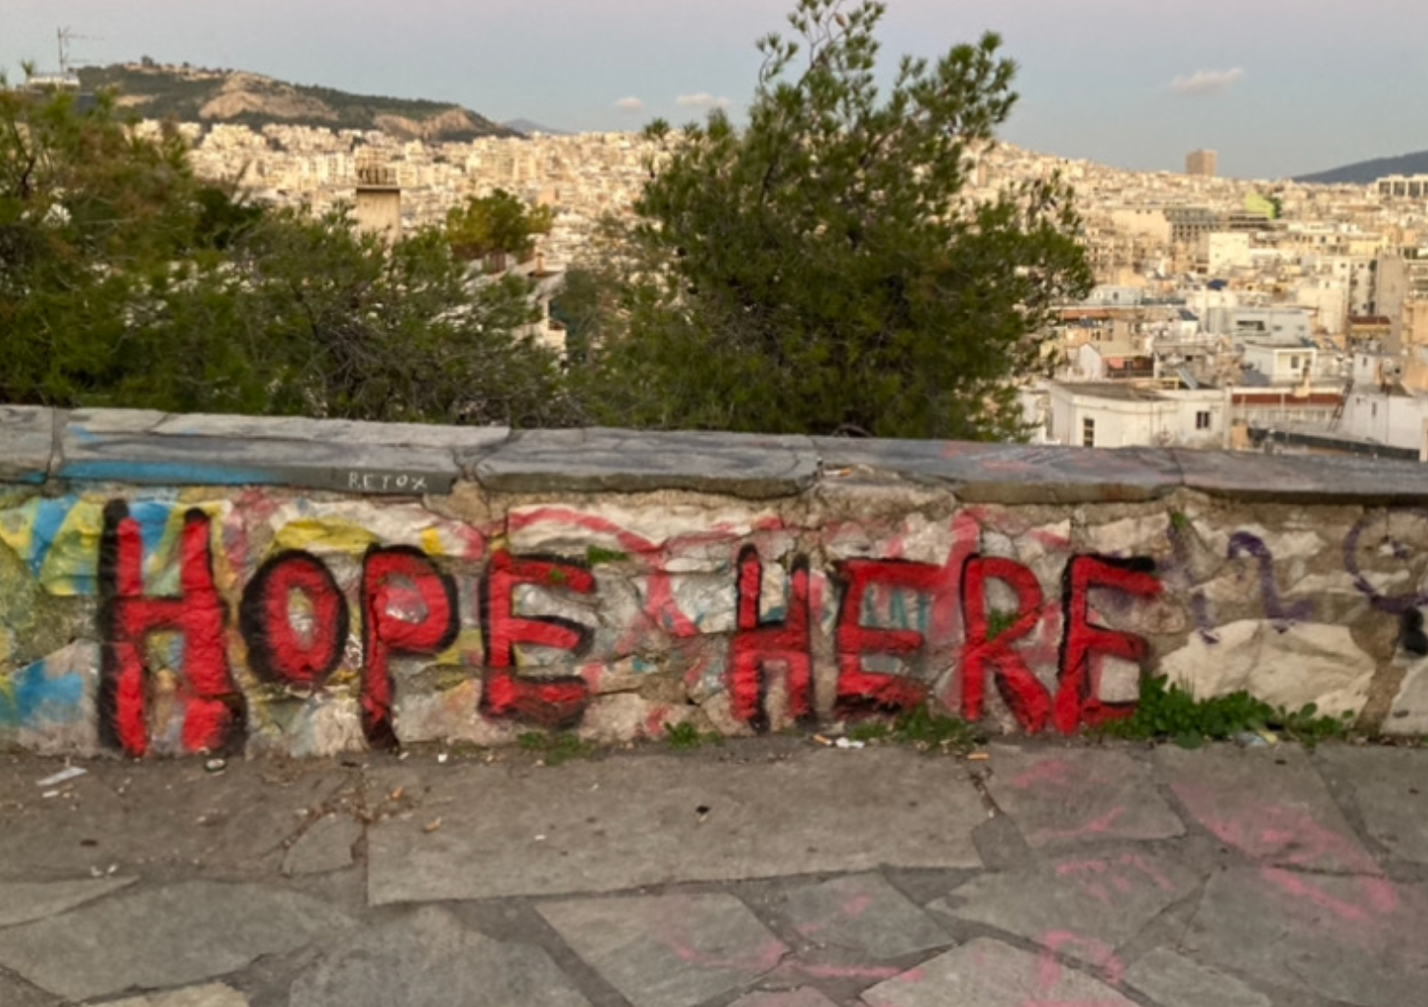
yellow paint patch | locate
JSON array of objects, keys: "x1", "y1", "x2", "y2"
[
  {"x1": 38, "y1": 501, "x2": 105, "y2": 597},
  {"x1": 274, "y1": 519, "x2": 380, "y2": 555}
]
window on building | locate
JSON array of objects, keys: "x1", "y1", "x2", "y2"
[
  {"x1": 1082, "y1": 417, "x2": 1095, "y2": 447},
  {"x1": 1289, "y1": 355, "x2": 1301, "y2": 370},
  {"x1": 1196, "y1": 411, "x2": 1212, "y2": 430}
]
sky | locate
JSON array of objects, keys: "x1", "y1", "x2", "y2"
[{"x1": 5, "y1": 0, "x2": 1426, "y2": 180}]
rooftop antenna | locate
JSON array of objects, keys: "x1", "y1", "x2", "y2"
[{"x1": 56, "y1": 27, "x2": 101, "y2": 75}]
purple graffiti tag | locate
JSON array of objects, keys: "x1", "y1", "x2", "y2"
[
  {"x1": 1228, "y1": 532, "x2": 1313, "y2": 631},
  {"x1": 1343, "y1": 509, "x2": 1428, "y2": 616},
  {"x1": 1167, "y1": 517, "x2": 1219, "y2": 643}
]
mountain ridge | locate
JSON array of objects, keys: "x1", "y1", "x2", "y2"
[
  {"x1": 1295, "y1": 149, "x2": 1428, "y2": 185},
  {"x1": 74, "y1": 62, "x2": 520, "y2": 142}
]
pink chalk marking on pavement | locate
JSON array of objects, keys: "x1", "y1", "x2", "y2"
[
  {"x1": 1173, "y1": 786, "x2": 1379, "y2": 874},
  {"x1": 1038, "y1": 931, "x2": 1126, "y2": 989},
  {"x1": 841, "y1": 893, "x2": 873, "y2": 918},
  {"x1": 1261, "y1": 868, "x2": 1371, "y2": 924},
  {"x1": 1010, "y1": 758, "x2": 1077, "y2": 790},
  {"x1": 1032, "y1": 806, "x2": 1127, "y2": 845}
]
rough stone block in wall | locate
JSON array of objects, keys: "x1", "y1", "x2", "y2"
[{"x1": 3, "y1": 407, "x2": 1428, "y2": 756}]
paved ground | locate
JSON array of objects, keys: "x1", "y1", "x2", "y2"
[{"x1": 2, "y1": 737, "x2": 1427, "y2": 1007}]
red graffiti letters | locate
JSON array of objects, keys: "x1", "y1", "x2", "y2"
[
  {"x1": 239, "y1": 551, "x2": 348, "y2": 688},
  {"x1": 90, "y1": 494, "x2": 1167, "y2": 754},
  {"x1": 834, "y1": 559, "x2": 940, "y2": 715},
  {"x1": 729, "y1": 546, "x2": 813, "y2": 731},
  {"x1": 961, "y1": 555, "x2": 1052, "y2": 733},
  {"x1": 480, "y1": 551, "x2": 594, "y2": 727},
  {"x1": 98, "y1": 503, "x2": 246, "y2": 757},
  {"x1": 1055, "y1": 556, "x2": 1161, "y2": 733},
  {"x1": 360, "y1": 546, "x2": 460, "y2": 748}
]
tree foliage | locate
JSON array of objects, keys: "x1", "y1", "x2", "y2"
[
  {"x1": 444, "y1": 188, "x2": 554, "y2": 265},
  {"x1": 1, "y1": 84, "x2": 574, "y2": 426},
  {"x1": 583, "y1": 0, "x2": 1092, "y2": 440}
]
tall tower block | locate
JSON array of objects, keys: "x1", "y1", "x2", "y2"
[{"x1": 1186, "y1": 149, "x2": 1218, "y2": 177}]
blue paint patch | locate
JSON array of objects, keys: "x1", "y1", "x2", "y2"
[
  {"x1": 27, "y1": 496, "x2": 80, "y2": 578},
  {"x1": 128, "y1": 500, "x2": 176, "y2": 569},
  {"x1": 0, "y1": 657, "x2": 85, "y2": 728},
  {"x1": 58, "y1": 460, "x2": 283, "y2": 485}
]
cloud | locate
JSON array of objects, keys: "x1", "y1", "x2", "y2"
[
  {"x1": 614, "y1": 96, "x2": 644, "y2": 113},
  {"x1": 1169, "y1": 68, "x2": 1245, "y2": 96},
  {"x1": 675, "y1": 92, "x2": 731, "y2": 110}
]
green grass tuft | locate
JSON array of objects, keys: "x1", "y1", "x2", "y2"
[
  {"x1": 1098, "y1": 675, "x2": 1354, "y2": 749},
  {"x1": 516, "y1": 730, "x2": 595, "y2": 765}
]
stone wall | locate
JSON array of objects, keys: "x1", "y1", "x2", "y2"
[{"x1": 4, "y1": 404, "x2": 1428, "y2": 757}]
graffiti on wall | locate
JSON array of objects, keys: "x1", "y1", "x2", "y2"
[
  {"x1": 0, "y1": 494, "x2": 1176, "y2": 756},
  {"x1": 4, "y1": 491, "x2": 1419, "y2": 755}
]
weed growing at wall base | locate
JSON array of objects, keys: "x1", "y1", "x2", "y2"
[
  {"x1": 848, "y1": 705, "x2": 985, "y2": 754},
  {"x1": 663, "y1": 722, "x2": 724, "y2": 751},
  {"x1": 1098, "y1": 675, "x2": 1354, "y2": 749},
  {"x1": 517, "y1": 730, "x2": 596, "y2": 766}
]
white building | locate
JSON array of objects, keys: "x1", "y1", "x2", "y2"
[
  {"x1": 1241, "y1": 341, "x2": 1318, "y2": 385},
  {"x1": 1036, "y1": 381, "x2": 1230, "y2": 450}
]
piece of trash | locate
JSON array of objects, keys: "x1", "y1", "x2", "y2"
[
  {"x1": 533, "y1": 833, "x2": 547, "y2": 841},
  {"x1": 966, "y1": 751, "x2": 990, "y2": 762},
  {"x1": 436, "y1": 752, "x2": 449, "y2": 764},
  {"x1": 695, "y1": 804, "x2": 711, "y2": 823},
  {"x1": 36, "y1": 766, "x2": 87, "y2": 788},
  {"x1": 835, "y1": 737, "x2": 865, "y2": 749},
  {"x1": 204, "y1": 758, "x2": 226, "y2": 773},
  {"x1": 813, "y1": 734, "x2": 833, "y2": 746},
  {"x1": 41, "y1": 789, "x2": 60, "y2": 799},
  {"x1": 423, "y1": 817, "x2": 442, "y2": 833},
  {"x1": 398, "y1": 751, "x2": 410, "y2": 761},
  {"x1": 390, "y1": 786, "x2": 405, "y2": 801},
  {"x1": 1233, "y1": 731, "x2": 1269, "y2": 748}
]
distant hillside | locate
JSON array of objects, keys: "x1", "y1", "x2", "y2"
[
  {"x1": 504, "y1": 118, "x2": 571, "y2": 137},
  {"x1": 75, "y1": 62, "x2": 520, "y2": 142},
  {"x1": 1296, "y1": 149, "x2": 1428, "y2": 185}
]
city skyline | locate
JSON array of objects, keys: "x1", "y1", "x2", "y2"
[{"x1": 6, "y1": 0, "x2": 1426, "y2": 181}]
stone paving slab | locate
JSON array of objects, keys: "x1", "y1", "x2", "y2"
[
  {"x1": 981, "y1": 746, "x2": 1185, "y2": 847},
  {"x1": 1315, "y1": 746, "x2": 1428, "y2": 864},
  {"x1": 0, "y1": 973, "x2": 58, "y2": 1007},
  {"x1": 815, "y1": 439, "x2": 1182, "y2": 504},
  {"x1": 0, "y1": 876, "x2": 136, "y2": 927},
  {"x1": 779, "y1": 873, "x2": 949, "y2": 960},
  {"x1": 1174, "y1": 448, "x2": 1428, "y2": 504},
  {"x1": 860, "y1": 937, "x2": 1139, "y2": 1007},
  {"x1": 1125, "y1": 946, "x2": 1271, "y2": 1007},
  {"x1": 366, "y1": 749, "x2": 984, "y2": 903},
  {"x1": 1183, "y1": 867, "x2": 1428, "y2": 1007},
  {"x1": 539, "y1": 893, "x2": 786, "y2": 1007},
  {"x1": 104, "y1": 984, "x2": 251, "y2": 1007},
  {"x1": 0, "y1": 757, "x2": 357, "y2": 878},
  {"x1": 0, "y1": 406, "x2": 54, "y2": 484},
  {"x1": 474, "y1": 428, "x2": 820, "y2": 498},
  {"x1": 289, "y1": 905, "x2": 590, "y2": 1007},
  {"x1": 282, "y1": 813, "x2": 363, "y2": 876},
  {"x1": 729, "y1": 989, "x2": 839, "y2": 1007},
  {"x1": 59, "y1": 411, "x2": 460, "y2": 494},
  {"x1": 0, "y1": 881, "x2": 352, "y2": 1001},
  {"x1": 927, "y1": 851, "x2": 1200, "y2": 961},
  {"x1": 1156, "y1": 744, "x2": 1378, "y2": 873}
]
